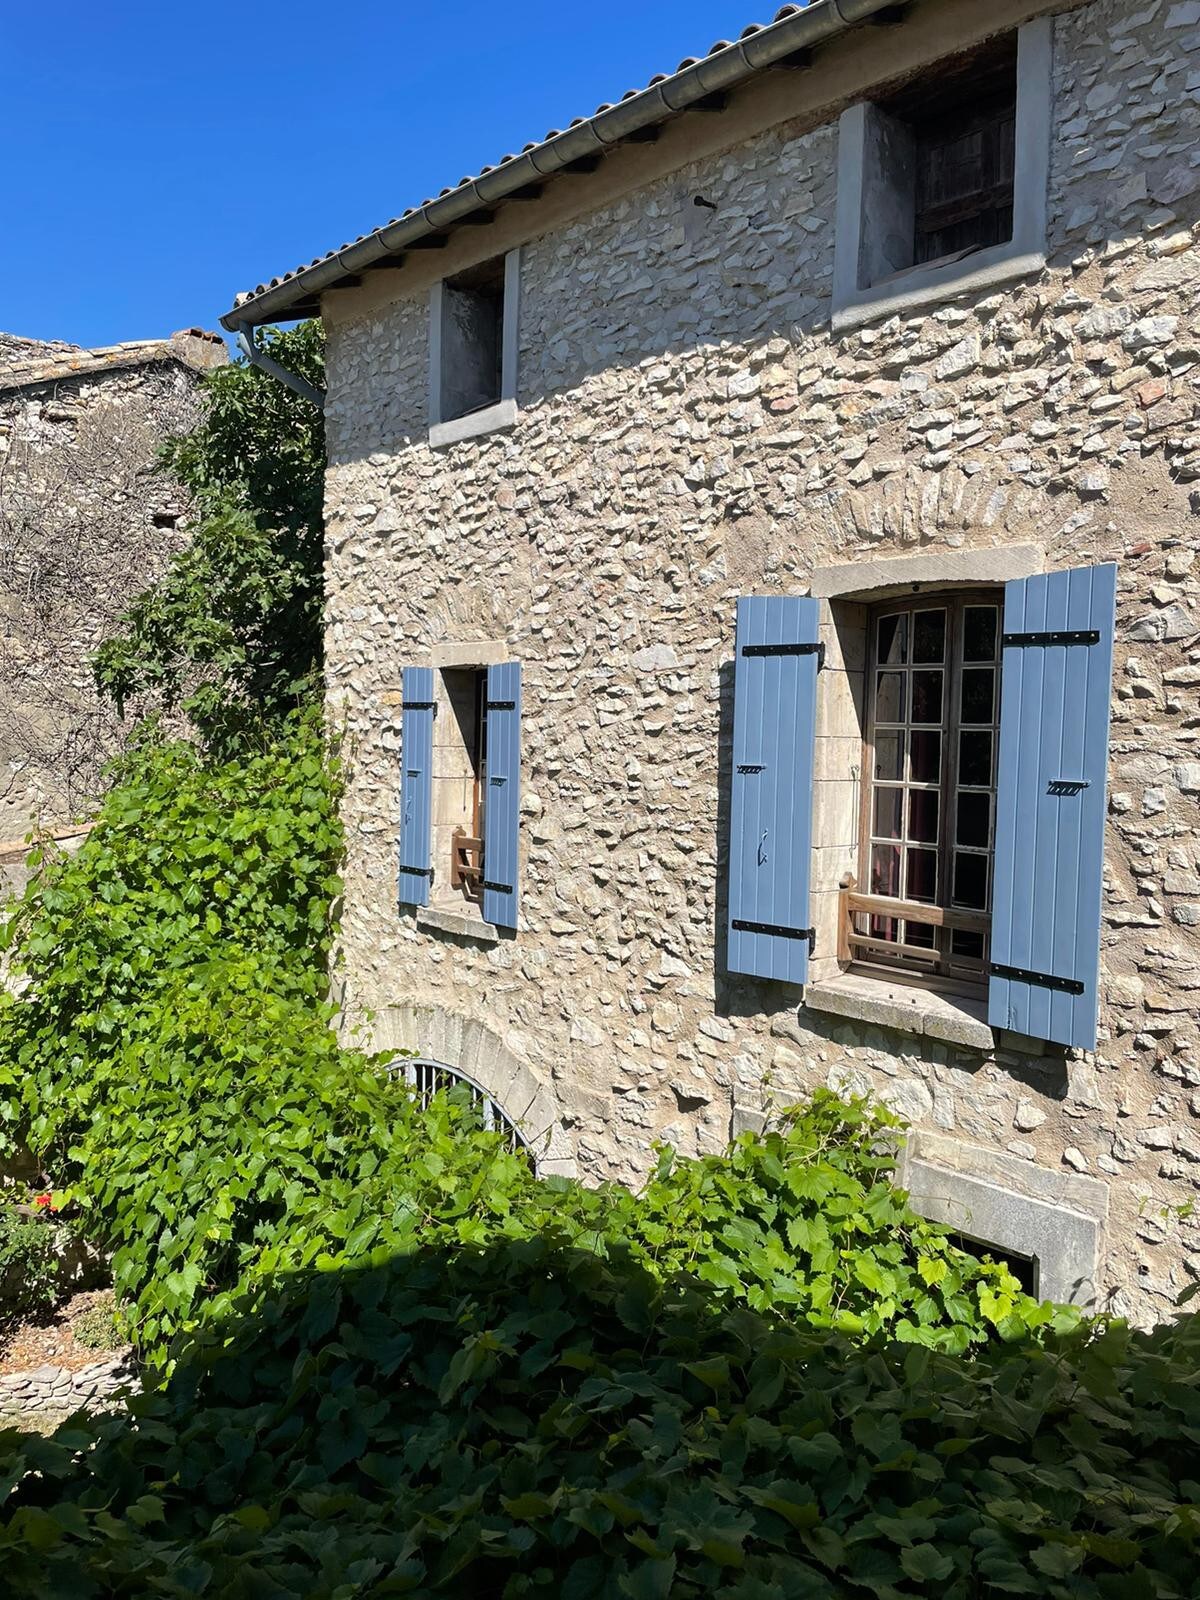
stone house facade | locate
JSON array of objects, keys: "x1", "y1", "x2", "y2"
[
  {"x1": 0, "y1": 329, "x2": 225, "y2": 873},
  {"x1": 224, "y1": 0, "x2": 1200, "y2": 1325}
]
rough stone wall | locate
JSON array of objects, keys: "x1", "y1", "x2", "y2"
[
  {"x1": 0, "y1": 332, "x2": 224, "y2": 847},
  {"x1": 323, "y1": 0, "x2": 1200, "y2": 1326}
]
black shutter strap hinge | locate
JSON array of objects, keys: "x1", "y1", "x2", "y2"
[
  {"x1": 486, "y1": 700, "x2": 516, "y2": 711},
  {"x1": 403, "y1": 700, "x2": 436, "y2": 711},
  {"x1": 1002, "y1": 630, "x2": 1100, "y2": 648},
  {"x1": 398, "y1": 864, "x2": 432, "y2": 878},
  {"x1": 733, "y1": 918, "x2": 815, "y2": 955},
  {"x1": 482, "y1": 880, "x2": 513, "y2": 895},
  {"x1": 990, "y1": 962, "x2": 1084, "y2": 996},
  {"x1": 741, "y1": 641, "x2": 825, "y2": 669}
]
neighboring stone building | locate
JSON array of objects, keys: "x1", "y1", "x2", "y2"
[
  {"x1": 224, "y1": 0, "x2": 1200, "y2": 1325},
  {"x1": 0, "y1": 328, "x2": 225, "y2": 865}
]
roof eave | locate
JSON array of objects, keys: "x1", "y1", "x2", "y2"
[{"x1": 221, "y1": 0, "x2": 906, "y2": 331}]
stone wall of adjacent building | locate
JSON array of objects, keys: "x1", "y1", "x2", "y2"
[
  {"x1": 321, "y1": 0, "x2": 1200, "y2": 1325},
  {"x1": 0, "y1": 329, "x2": 225, "y2": 856}
]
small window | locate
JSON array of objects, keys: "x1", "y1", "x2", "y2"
[
  {"x1": 832, "y1": 19, "x2": 1050, "y2": 329},
  {"x1": 848, "y1": 590, "x2": 1002, "y2": 990},
  {"x1": 434, "y1": 667, "x2": 488, "y2": 907},
  {"x1": 884, "y1": 34, "x2": 1017, "y2": 274},
  {"x1": 429, "y1": 250, "x2": 519, "y2": 441}
]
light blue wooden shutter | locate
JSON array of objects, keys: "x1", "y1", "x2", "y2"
[
  {"x1": 726, "y1": 595, "x2": 821, "y2": 984},
  {"x1": 397, "y1": 665, "x2": 434, "y2": 908},
  {"x1": 483, "y1": 662, "x2": 521, "y2": 929},
  {"x1": 988, "y1": 564, "x2": 1117, "y2": 1049}
]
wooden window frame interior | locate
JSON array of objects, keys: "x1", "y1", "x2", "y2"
[
  {"x1": 854, "y1": 588, "x2": 1003, "y2": 995},
  {"x1": 443, "y1": 667, "x2": 488, "y2": 906}
]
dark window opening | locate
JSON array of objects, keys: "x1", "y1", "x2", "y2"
[
  {"x1": 439, "y1": 257, "x2": 505, "y2": 423},
  {"x1": 440, "y1": 667, "x2": 488, "y2": 904},
  {"x1": 947, "y1": 1231, "x2": 1039, "y2": 1298},
  {"x1": 152, "y1": 510, "x2": 182, "y2": 530},
  {"x1": 881, "y1": 33, "x2": 1017, "y2": 271}
]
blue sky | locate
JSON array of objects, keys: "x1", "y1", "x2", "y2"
[{"x1": 4, "y1": 0, "x2": 759, "y2": 349}]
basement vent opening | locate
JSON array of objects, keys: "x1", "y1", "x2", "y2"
[{"x1": 946, "y1": 1229, "x2": 1038, "y2": 1297}]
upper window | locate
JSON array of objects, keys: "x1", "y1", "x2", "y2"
[
  {"x1": 428, "y1": 249, "x2": 520, "y2": 446},
  {"x1": 832, "y1": 18, "x2": 1050, "y2": 331},
  {"x1": 886, "y1": 35, "x2": 1017, "y2": 276},
  {"x1": 850, "y1": 591, "x2": 1003, "y2": 991}
]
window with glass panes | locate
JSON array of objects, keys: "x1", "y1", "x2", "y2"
[{"x1": 859, "y1": 592, "x2": 1002, "y2": 985}]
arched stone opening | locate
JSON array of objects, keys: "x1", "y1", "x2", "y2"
[{"x1": 370, "y1": 1002, "x2": 576, "y2": 1178}]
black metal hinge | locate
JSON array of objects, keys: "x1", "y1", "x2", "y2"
[
  {"x1": 398, "y1": 864, "x2": 432, "y2": 878},
  {"x1": 482, "y1": 880, "x2": 513, "y2": 895},
  {"x1": 733, "y1": 919, "x2": 815, "y2": 955},
  {"x1": 486, "y1": 700, "x2": 516, "y2": 711},
  {"x1": 1002, "y1": 630, "x2": 1100, "y2": 648},
  {"x1": 990, "y1": 962, "x2": 1083, "y2": 996},
  {"x1": 403, "y1": 700, "x2": 436, "y2": 711},
  {"x1": 742, "y1": 641, "x2": 825, "y2": 669}
]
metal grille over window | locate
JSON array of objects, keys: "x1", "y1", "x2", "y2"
[
  {"x1": 844, "y1": 591, "x2": 1002, "y2": 989},
  {"x1": 390, "y1": 1058, "x2": 529, "y2": 1156}
]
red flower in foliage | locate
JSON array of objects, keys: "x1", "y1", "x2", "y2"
[{"x1": 33, "y1": 1193, "x2": 56, "y2": 1210}]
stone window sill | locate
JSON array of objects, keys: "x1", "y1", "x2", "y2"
[
  {"x1": 804, "y1": 970, "x2": 993, "y2": 1052},
  {"x1": 429, "y1": 398, "x2": 518, "y2": 450},
  {"x1": 832, "y1": 243, "x2": 1045, "y2": 333},
  {"x1": 416, "y1": 904, "x2": 499, "y2": 944}
]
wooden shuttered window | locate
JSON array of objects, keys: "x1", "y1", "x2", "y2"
[
  {"x1": 481, "y1": 662, "x2": 521, "y2": 930},
  {"x1": 881, "y1": 31, "x2": 1019, "y2": 270},
  {"x1": 914, "y1": 101, "x2": 1015, "y2": 265},
  {"x1": 988, "y1": 564, "x2": 1117, "y2": 1051},
  {"x1": 725, "y1": 596, "x2": 821, "y2": 985},
  {"x1": 397, "y1": 665, "x2": 434, "y2": 907}
]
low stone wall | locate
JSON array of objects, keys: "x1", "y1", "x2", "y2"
[{"x1": 0, "y1": 1352, "x2": 134, "y2": 1431}]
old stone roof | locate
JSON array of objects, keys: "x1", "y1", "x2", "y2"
[
  {"x1": 0, "y1": 328, "x2": 227, "y2": 396},
  {"x1": 221, "y1": 0, "x2": 908, "y2": 330}
]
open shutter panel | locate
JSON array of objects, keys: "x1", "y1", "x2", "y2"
[
  {"x1": 726, "y1": 595, "x2": 821, "y2": 984},
  {"x1": 988, "y1": 564, "x2": 1117, "y2": 1050},
  {"x1": 482, "y1": 662, "x2": 521, "y2": 929},
  {"x1": 397, "y1": 665, "x2": 434, "y2": 908}
]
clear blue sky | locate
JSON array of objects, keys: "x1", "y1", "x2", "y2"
[{"x1": 4, "y1": 0, "x2": 758, "y2": 350}]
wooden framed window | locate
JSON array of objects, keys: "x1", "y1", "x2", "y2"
[{"x1": 850, "y1": 591, "x2": 1002, "y2": 990}]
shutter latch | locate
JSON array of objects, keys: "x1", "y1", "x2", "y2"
[
  {"x1": 1002, "y1": 629, "x2": 1100, "y2": 648},
  {"x1": 741, "y1": 641, "x2": 825, "y2": 669},
  {"x1": 733, "y1": 919, "x2": 816, "y2": 955},
  {"x1": 990, "y1": 961, "x2": 1083, "y2": 996}
]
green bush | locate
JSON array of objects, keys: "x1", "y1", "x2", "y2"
[
  {"x1": 0, "y1": 715, "x2": 1066, "y2": 1370},
  {"x1": 0, "y1": 715, "x2": 1195, "y2": 1595},
  {"x1": 94, "y1": 322, "x2": 326, "y2": 755},
  {"x1": 0, "y1": 1203, "x2": 59, "y2": 1325},
  {"x1": 69, "y1": 1298, "x2": 127, "y2": 1353},
  {"x1": 0, "y1": 1241, "x2": 1196, "y2": 1598}
]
